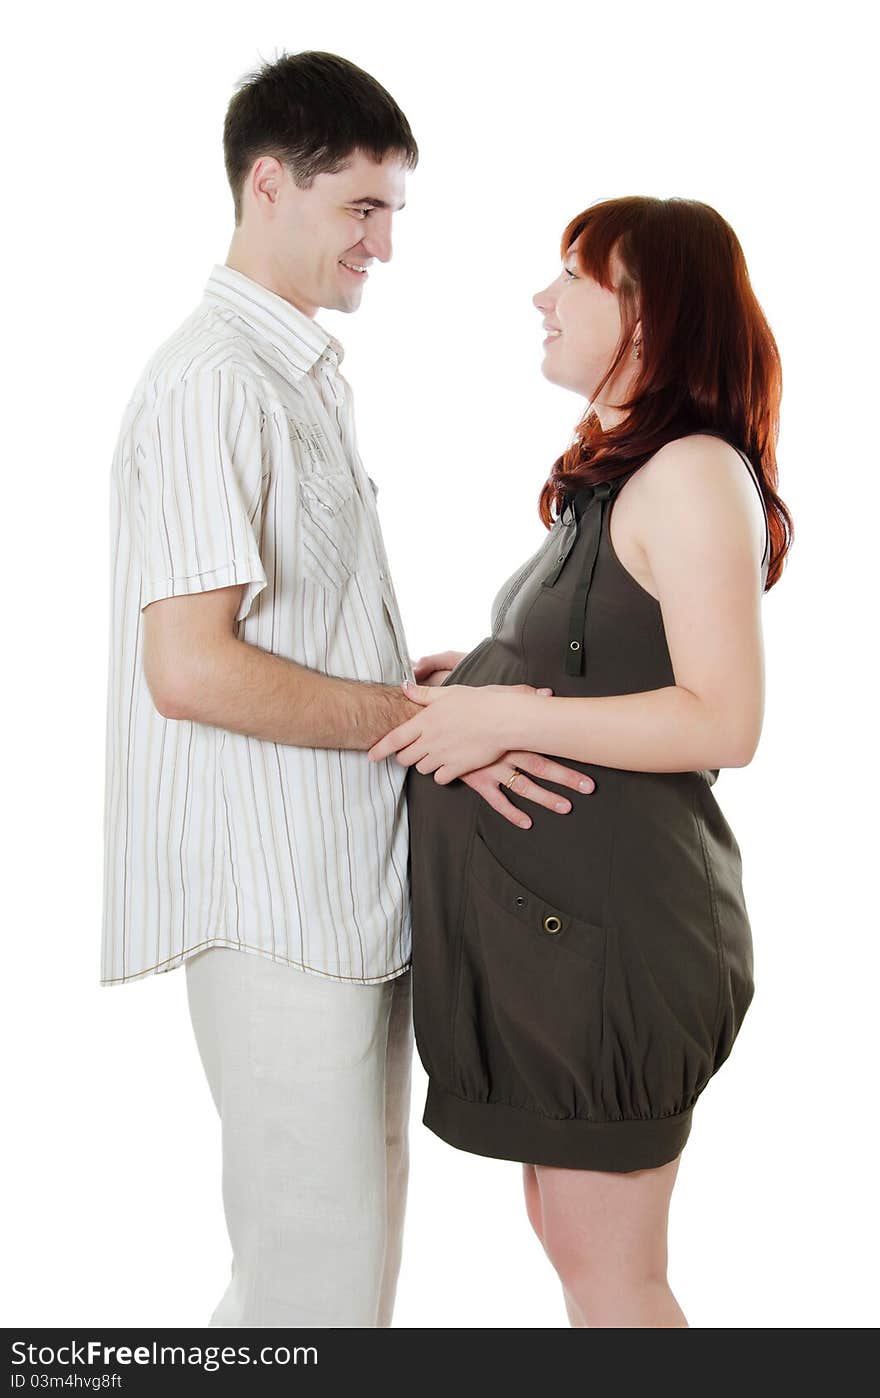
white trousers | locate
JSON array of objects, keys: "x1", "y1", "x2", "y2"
[{"x1": 184, "y1": 946, "x2": 413, "y2": 1327}]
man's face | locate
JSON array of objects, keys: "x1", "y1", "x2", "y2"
[{"x1": 251, "y1": 147, "x2": 408, "y2": 317}]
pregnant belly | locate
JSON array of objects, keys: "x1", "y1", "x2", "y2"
[
  {"x1": 441, "y1": 635, "x2": 526, "y2": 689},
  {"x1": 406, "y1": 752, "x2": 620, "y2": 935},
  {"x1": 407, "y1": 741, "x2": 717, "y2": 936}
]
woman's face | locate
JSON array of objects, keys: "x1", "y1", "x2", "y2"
[{"x1": 533, "y1": 241, "x2": 640, "y2": 420}]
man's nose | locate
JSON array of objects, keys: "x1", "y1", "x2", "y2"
[{"x1": 362, "y1": 216, "x2": 393, "y2": 263}]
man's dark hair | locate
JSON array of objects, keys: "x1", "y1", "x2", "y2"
[{"x1": 223, "y1": 50, "x2": 419, "y2": 223}]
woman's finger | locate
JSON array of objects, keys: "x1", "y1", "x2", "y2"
[
  {"x1": 412, "y1": 651, "x2": 467, "y2": 678},
  {"x1": 394, "y1": 740, "x2": 432, "y2": 769},
  {"x1": 481, "y1": 683, "x2": 553, "y2": 696},
  {"x1": 412, "y1": 659, "x2": 444, "y2": 681},
  {"x1": 368, "y1": 721, "x2": 416, "y2": 761},
  {"x1": 415, "y1": 753, "x2": 442, "y2": 774}
]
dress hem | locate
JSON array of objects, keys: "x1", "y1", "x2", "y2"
[{"x1": 423, "y1": 1081, "x2": 693, "y2": 1174}]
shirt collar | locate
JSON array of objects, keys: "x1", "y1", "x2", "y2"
[{"x1": 203, "y1": 263, "x2": 345, "y2": 378}]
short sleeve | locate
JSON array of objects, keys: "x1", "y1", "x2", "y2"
[{"x1": 135, "y1": 370, "x2": 268, "y2": 622}]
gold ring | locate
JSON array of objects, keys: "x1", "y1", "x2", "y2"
[{"x1": 504, "y1": 770, "x2": 521, "y2": 790}]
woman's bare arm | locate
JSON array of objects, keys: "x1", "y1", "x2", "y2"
[{"x1": 493, "y1": 434, "x2": 768, "y2": 771}]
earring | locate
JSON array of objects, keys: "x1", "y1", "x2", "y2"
[{"x1": 633, "y1": 340, "x2": 641, "y2": 360}]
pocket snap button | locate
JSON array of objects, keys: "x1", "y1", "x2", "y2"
[
  {"x1": 542, "y1": 914, "x2": 563, "y2": 935},
  {"x1": 514, "y1": 895, "x2": 526, "y2": 907}
]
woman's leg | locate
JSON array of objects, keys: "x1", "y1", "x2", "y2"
[
  {"x1": 532, "y1": 1154, "x2": 687, "y2": 1328},
  {"x1": 522, "y1": 1164, "x2": 586, "y2": 1327}
]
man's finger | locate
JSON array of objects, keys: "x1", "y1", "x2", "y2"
[
  {"x1": 505, "y1": 750, "x2": 595, "y2": 794},
  {"x1": 462, "y1": 773, "x2": 532, "y2": 830},
  {"x1": 498, "y1": 769, "x2": 572, "y2": 813}
]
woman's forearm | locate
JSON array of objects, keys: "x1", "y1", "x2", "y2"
[{"x1": 498, "y1": 686, "x2": 756, "y2": 773}]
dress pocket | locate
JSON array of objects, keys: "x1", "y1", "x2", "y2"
[
  {"x1": 453, "y1": 831, "x2": 607, "y2": 1117},
  {"x1": 298, "y1": 463, "x2": 360, "y2": 590}
]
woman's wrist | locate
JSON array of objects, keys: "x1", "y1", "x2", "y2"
[{"x1": 498, "y1": 691, "x2": 545, "y2": 751}]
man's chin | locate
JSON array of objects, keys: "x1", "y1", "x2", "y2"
[{"x1": 325, "y1": 290, "x2": 363, "y2": 315}]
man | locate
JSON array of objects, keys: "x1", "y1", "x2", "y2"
[{"x1": 101, "y1": 49, "x2": 584, "y2": 1328}]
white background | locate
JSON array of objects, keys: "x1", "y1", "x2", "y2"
[{"x1": 4, "y1": 0, "x2": 877, "y2": 1329}]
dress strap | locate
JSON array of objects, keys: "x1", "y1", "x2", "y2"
[
  {"x1": 541, "y1": 495, "x2": 580, "y2": 588},
  {"x1": 563, "y1": 481, "x2": 614, "y2": 677}
]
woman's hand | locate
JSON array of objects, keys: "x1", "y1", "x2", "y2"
[
  {"x1": 368, "y1": 681, "x2": 552, "y2": 783},
  {"x1": 411, "y1": 651, "x2": 469, "y2": 687}
]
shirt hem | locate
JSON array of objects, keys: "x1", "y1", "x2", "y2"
[{"x1": 100, "y1": 937, "x2": 412, "y2": 987}]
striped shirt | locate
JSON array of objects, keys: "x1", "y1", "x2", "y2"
[{"x1": 101, "y1": 264, "x2": 415, "y2": 987}]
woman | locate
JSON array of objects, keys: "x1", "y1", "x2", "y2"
[{"x1": 369, "y1": 196, "x2": 792, "y2": 1327}]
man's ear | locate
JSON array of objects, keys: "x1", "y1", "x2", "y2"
[{"x1": 249, "y1": 154, "x2": 282, "y2": 211}]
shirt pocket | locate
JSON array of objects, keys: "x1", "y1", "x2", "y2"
[{"x1": 288, "y1": 421, "x2": 360, "y2": 590}]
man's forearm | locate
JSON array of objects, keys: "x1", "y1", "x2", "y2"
[{"x1": 163, "y1": 636, "x2": 418, "y2": 750}]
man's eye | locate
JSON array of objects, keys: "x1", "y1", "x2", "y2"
[{"x1": 352, "y1": 206, "x2": 373, "y2": 219}]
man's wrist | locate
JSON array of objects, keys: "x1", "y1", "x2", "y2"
[{"x1": 352, "y1": 681, "x2": 419, "y2": 751}]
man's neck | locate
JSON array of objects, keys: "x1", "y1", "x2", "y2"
[{"x1": 224, "y1": 238, "x2": 318, "y2": 320}]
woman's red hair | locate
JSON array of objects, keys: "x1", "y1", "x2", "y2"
[{"x1": 538, "y1": 196, "x2": 792, "y2": 589}]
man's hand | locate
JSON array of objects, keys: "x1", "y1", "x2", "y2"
[
  {"x1": 396, "y1": 659, "x2": 597, "y2": 829},
  {"x1": 370, "y1": 682, "x2": 549, "y2": 778},
  {"x1": 461, "y1": 750, "x2": 594, "y2": 830}
]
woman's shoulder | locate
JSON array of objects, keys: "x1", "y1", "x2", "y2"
[
  {"x1": 622, "y1": 433, "x2": 767, "y2": 567},
  {"x1": 643, "y1": 431, "x2": 747, "y2": 474},
  {"x1": 630, "y1": 433, "x2": 757, "y2": 512}
]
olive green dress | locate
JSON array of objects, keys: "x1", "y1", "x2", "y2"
[{"x1": 405, "y1": 436, "x2": 769, "y2": 1172}]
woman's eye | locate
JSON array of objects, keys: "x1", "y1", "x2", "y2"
[{"x1": 562, "y1": 266, "x2": 576, "y2": 280}]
